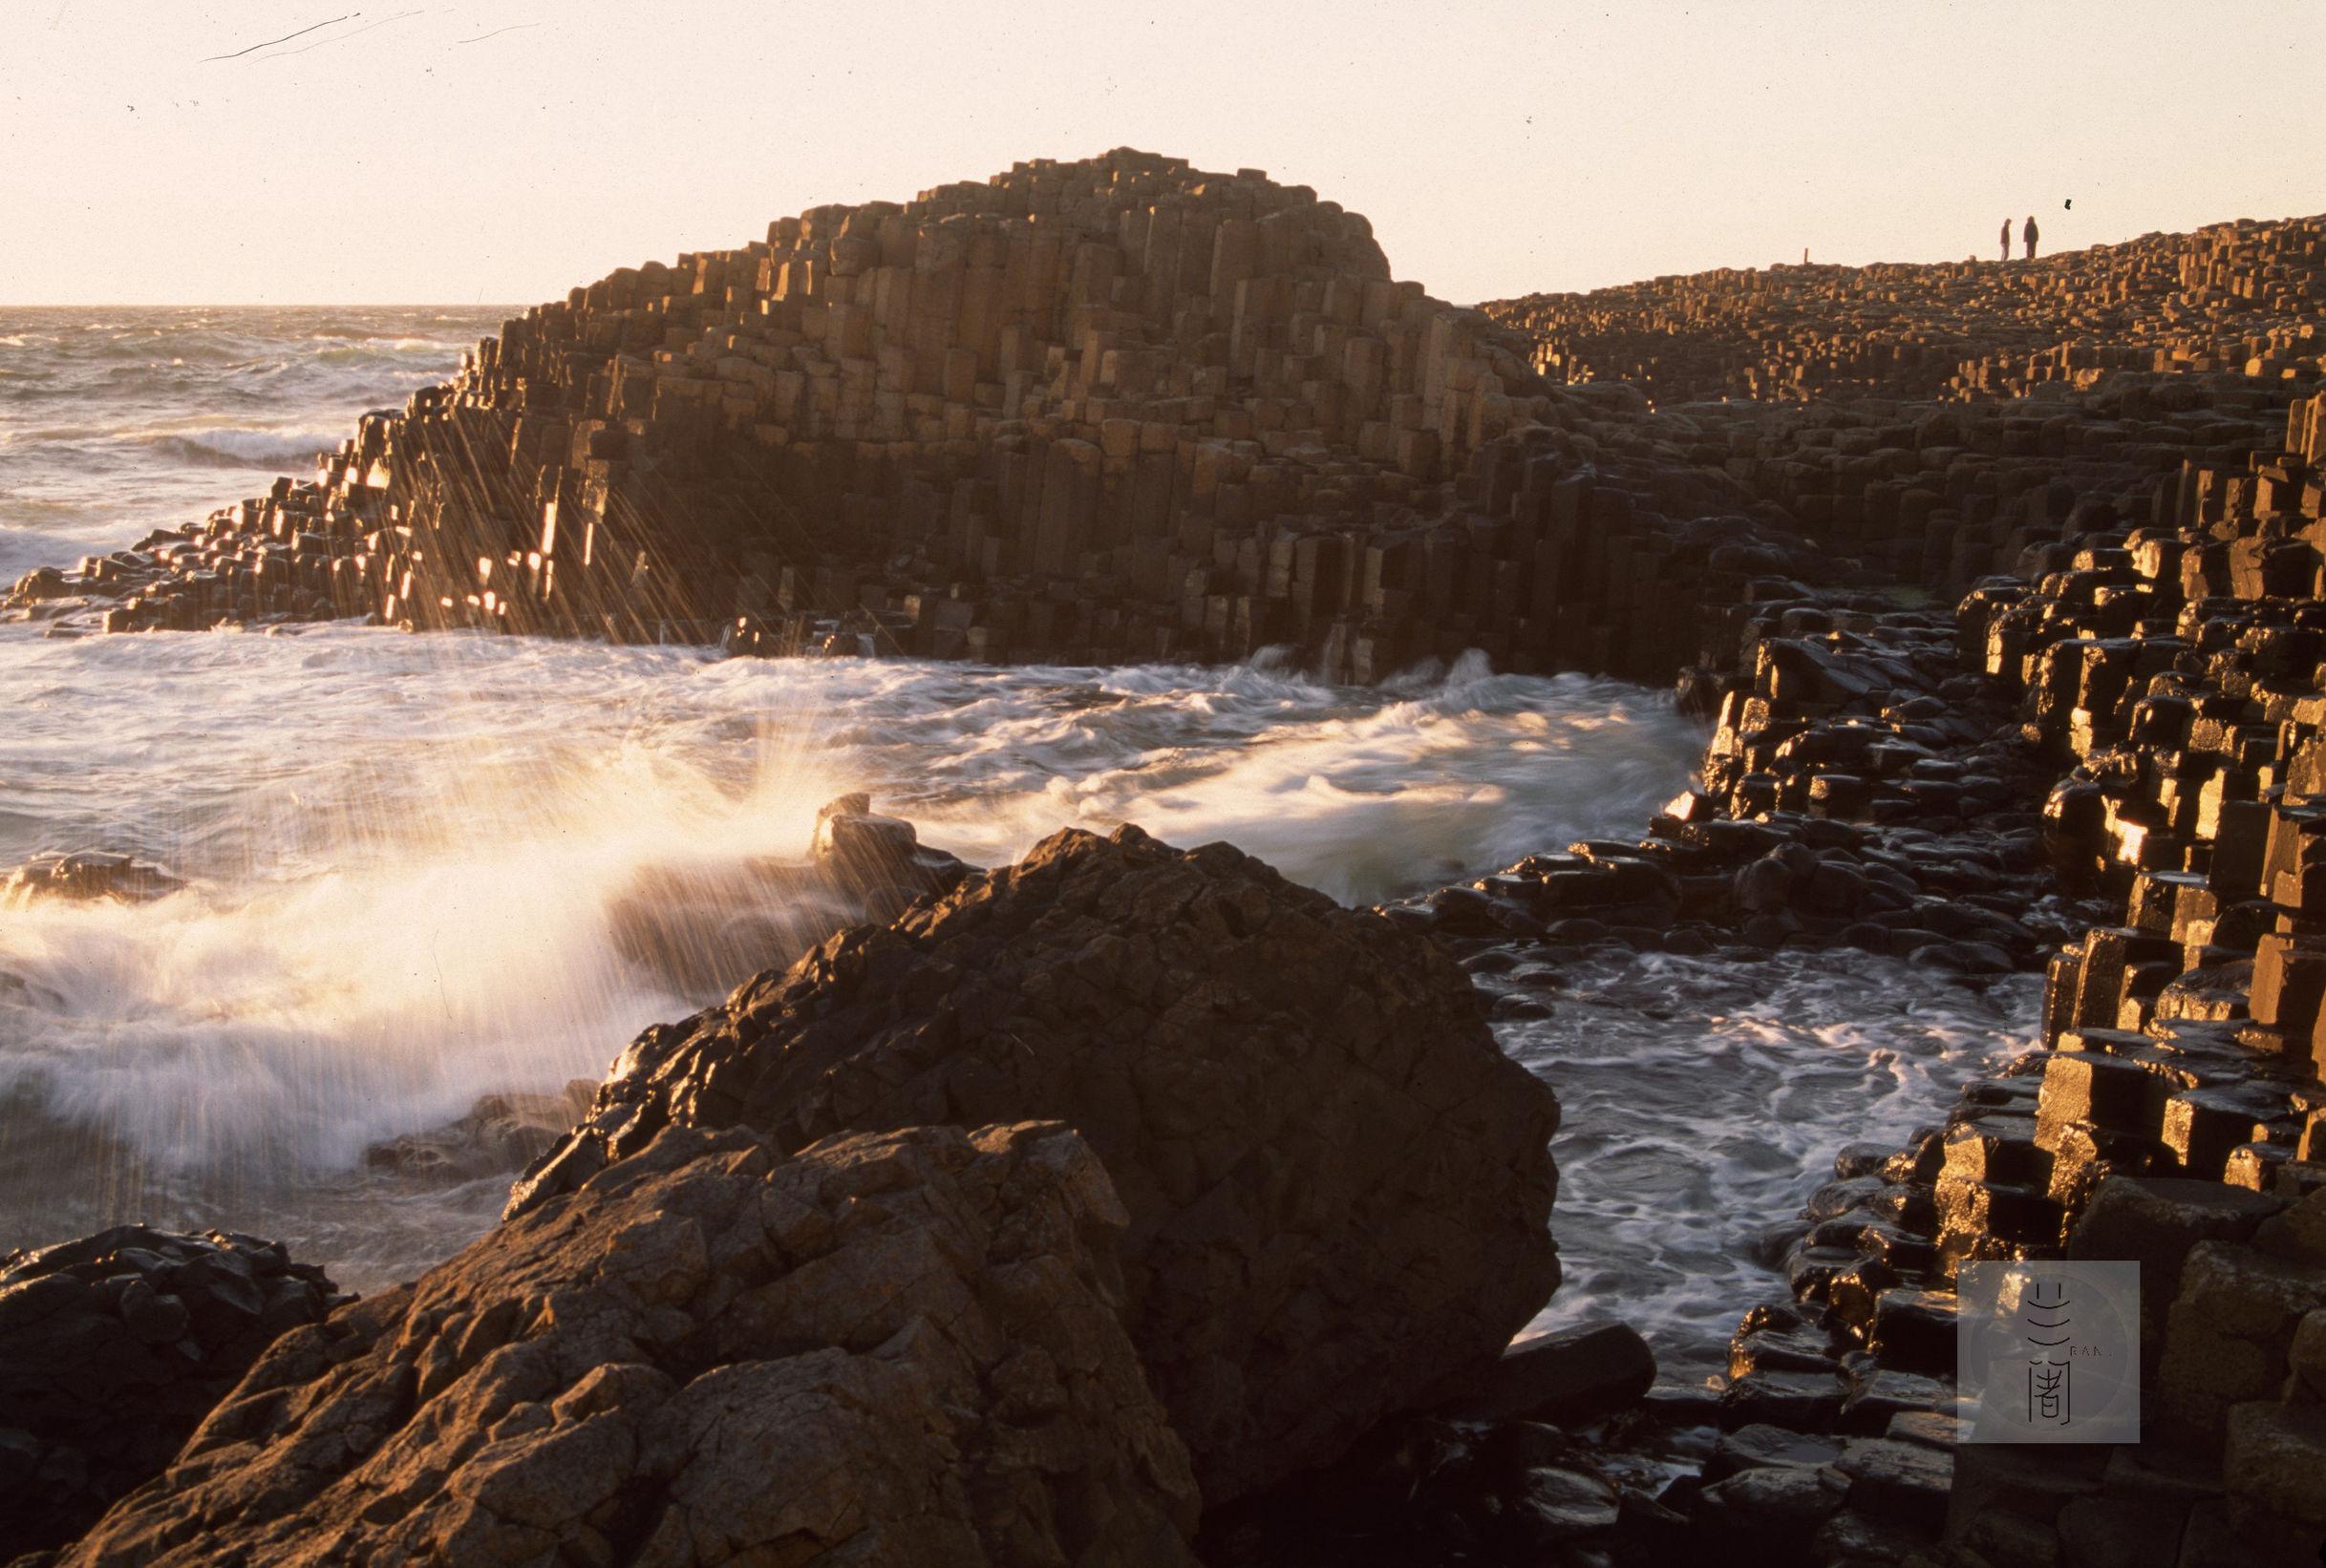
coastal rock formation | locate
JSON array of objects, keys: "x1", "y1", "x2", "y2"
[
  {"x1": 513, "y1": 823, "x2": 1562, "y2": 1504},
  {"x1": 0, "y1": 853, "x2": 183, "y2": 906},
  {"x1": 1483, "y1": 220, "x2": 2325, "y2": 593},
  {"x1": 11, "y1": 164, "x2": 2326, "y2": 1565},
  {"x1": 360, "y1": 1086, "x2": 599, "y2": 1185},
  {"x1": 1517, "y1": 377, "x2": 2326, "y2": 1564},
  {"x1": 11, "y1": 151, "x2": 1565, "y2": 669},
  {"x1": 1487, "y1": 218, "x2": 2326, "y2": 406},
  {"x1": 5, "y1": 147, "x2": 1862, "y2": 691},
  {"x1": 0, "y1": 1226, "x2": 341, "y2": 1560},
  {"x1": 1909, "y1": 384, "x2": 2326, "y2": 1559},
  {"x1": 607, "y1": 794, "x2": 973, "y2": 999},
  {"x1": 50, "y1": 1121, "x2": 1199, "y2": 1568},
  {"x1": 11, "y1": 194, "x2": 2324, "y2": 706}
]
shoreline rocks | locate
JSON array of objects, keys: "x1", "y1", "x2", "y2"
[
  {"x1": 606, "y1": 793, "x2": 973, "y2": 1000},
  {"x1": 1, "y1": 854, "x2": 183, "y2": 907},
  {"x1": 47, "y1": 1123, "x2": 1201, "y2": 1568},
  {"x1": 513, "y1": 821, "x2": 1561, "y2": 1507},
  {"x1": 0, "y1": 1226, "x2": 342, "y2": 1561}
]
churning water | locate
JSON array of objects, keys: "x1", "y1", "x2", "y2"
[{"x1": 0, "y1": 308, "x2": 2029, "y2": 1370}]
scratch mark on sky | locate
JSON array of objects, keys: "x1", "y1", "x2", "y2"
[
  {"x1": 203, "y1": 13, "x2": 357, "y2": 62},
  {"x1": 254, "y1": 10, "x2": 425, "y2": 60},
  {"x1": 457, "y1": 23, "x2": 540, "y2": 45}
]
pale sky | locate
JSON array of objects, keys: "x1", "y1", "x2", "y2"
[{"x1": 4, "y1": 2, "x2": 2321, "y2": 307}]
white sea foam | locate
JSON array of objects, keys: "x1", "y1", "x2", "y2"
[
  {"x1": 1497, "y1": 952, "x2": 2038, "y2": 1370},
  {"x1": 0, "y1": 624, "x2": 1715, "y2": 1287},
  {"x1": 136, "y1": 428, "x2": 338, "y2": 469},
  {"x1": 0, "y1": 628, "x2": 1704, "y2": 1170}
]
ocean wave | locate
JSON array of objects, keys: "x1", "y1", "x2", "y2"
[
  {"x1": 306, "y1": 327, "x2": 472, "y2": 347},
  {"x1": 140, "y1": 429, "x2": 336, "y2": 469},
  {"x1": 312, "y1": 341, "x2": 456, "y2": 364}
]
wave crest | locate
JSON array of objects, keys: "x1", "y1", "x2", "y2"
[{"x1": 141, "y1": 429, "x2": 335, "y2": 470}]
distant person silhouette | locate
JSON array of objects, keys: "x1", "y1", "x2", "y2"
[
  {"x1": 2000, "y1": 218, "x2": 2012, "y2": 263},
  {"x1": 2024, "y1": 215, "x2": 2039, "y2": 260}
]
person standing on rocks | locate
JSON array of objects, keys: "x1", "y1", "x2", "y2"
[
  {"x1": 2000, "y1": 217, "x2": 2012, "y2": 263},
  {"x1": 2023, "y1": 214, "x2": 2039, "y2": 260}
]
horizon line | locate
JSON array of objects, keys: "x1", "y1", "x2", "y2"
[{"x1": 0, "y1": 302, "x2": 532, "y2": 310}]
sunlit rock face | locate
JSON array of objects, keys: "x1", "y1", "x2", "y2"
[
  {"x1": 19, "y1": 149, "x2": 1572, "y2": 677},
  {"x1": 515, "y1": 823, "x2": 1562, "y2": 1505},
  {"x1": 50, "y1": 1123, "x2": 1203, "y2": 1568}
]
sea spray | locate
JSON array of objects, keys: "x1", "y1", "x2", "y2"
[{"x1": 0, "y1": 611, "x2": 1706, "y2": 1289}]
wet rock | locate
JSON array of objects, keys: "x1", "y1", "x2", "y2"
[
  {"x1": 1424, "y1": 1319, "x2": 1655, "y2": 1428},
  {"x1": 0, "y1": 852, "x2": 183, "y2": 905},
  {"x1": 1883, "y1": 1409, "x2": 1960, "y2": 1450},
  {"x1": 807, "y1": 793, "x2": 972, "y2": 915},
  {"x1": 1718, "y1": 1367, "x2": 1846, "y2": 1431},
  {"x1": 607, "y1": 795, "x2": 971, "y2": 999},
  {"x1": 1513, "y1": 1463, "x2": 1620, "y2": 1545},
  {"x1": 7, "y1": 565, "x2": 74, "y2": 602},
  {"x1": 514, "y1": 824, "x2": 1561, "y2": 1505},
  {"x1": 361, "y1": 1084, "x2": 597, "y2": 1182},
  {"x1": 1750, "y1": 1218, "x2": 1814, "y2": 1265},
  {"x1": 0, "y1": 1226, "x2": 340, "y2": 1559},
  {"x1": 1831, "y1": 1434, "x2": 1952, "y2": 1534},
  {"x1": 1703, "y1": 1423, "x2": 1842, "y2": 1481},
  {"x1": 1693, "y1": 1461, "x2": 1848, "y2": 1562},
  {"x1": 1833, "y1": 1142, "x2": 1895, "y2": 1180},
  {"x1": 1838, "y1": 1367, "x2": 1949, "y2": 1434},
  {"x1": 52, "y1": 1122, "x2": 1200, "y2": 1568}
]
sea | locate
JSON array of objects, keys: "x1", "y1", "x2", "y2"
[{"x1": 0, "y1": 307, "x2": 2035, "y2": 1374}]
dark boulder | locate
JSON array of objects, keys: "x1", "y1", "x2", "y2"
[
  {"x1": 606, "y1": 794, "x2": 971, "y2": 999},
  {"x1": 1422, "y1": 1319, "x2": 1656, "y2": 1427},
  {"x1": 0, "y1": 1226, "x2": 341, "y2": 1559},
  {"x1": 1, "y1": 853, "x2": 183, "y2": 906},
  {"x1": 361, "y1": 1084, "x2": 598, "y2": 1183},
  {"x1": 514, "y1": 823, "x2": 1562, "y2": 1504}
]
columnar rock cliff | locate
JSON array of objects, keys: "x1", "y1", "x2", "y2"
[{"x1": 16, "y1": 150, "x2": 1586, "y2": 675}]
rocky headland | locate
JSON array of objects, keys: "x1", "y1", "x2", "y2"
[{"x1": 6, "y1": 156, "x2": 2326, "y2": 1565}]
